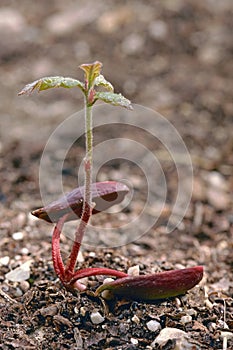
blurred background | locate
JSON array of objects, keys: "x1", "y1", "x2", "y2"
[{"x1": 1, "y1": 0, "x2": 232, "y2": 145}]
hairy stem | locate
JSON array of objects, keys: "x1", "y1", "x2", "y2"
[
  {"x1": 52, "y1": 215, "x2": 68, "y2": 281},
  {"x1": 81, "y1": 102, "x2": 93, "y2": 220},
  {"x1": 70, "y1": 267, "x2": 128, "y2": 284},
  {"x1": 65, "y1": 98, "x2": 93, "y2": 275}
]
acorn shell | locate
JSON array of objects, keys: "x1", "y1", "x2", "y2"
[
  {"x1": 96, "y1": 266, "x2": 203, "y2": 301},
  {"x1": 31, "y1": 181, "x2": 129, "y2": 223}
]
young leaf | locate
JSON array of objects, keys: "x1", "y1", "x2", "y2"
[
  {"x1": 79, "y1": 61, "x2": 102, "y2": 88},
  {"x1": 95, "y1": 91, "x2": 133, "y2": 110},
  {"x1": 18, "y1": 76, "x2": 85, "y2": 95},
  {"x1": 31, "y1": 181, "x2": 129, "y2": 223},
  {"x1": 94, "y1": 74, "x2": 114, "y2": 92},
  {"x1": 95, "y1": 266, "x2": 204, "y2": 301}
]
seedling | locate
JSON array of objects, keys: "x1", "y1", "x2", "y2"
[{"x1": 19, "y1": 61, "x2": 203, "y2": 300}]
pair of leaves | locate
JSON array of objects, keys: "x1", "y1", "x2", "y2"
[{"x1": 18, "y1": 61, "x2": 132, "y2": 110}]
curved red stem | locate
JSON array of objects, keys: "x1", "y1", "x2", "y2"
[
  {"x1": 70, "y1": 267, "x2": 128, "y2": 285},
  {"x1": 52, "y1": 215, "x2": 68, "y2": 281}
]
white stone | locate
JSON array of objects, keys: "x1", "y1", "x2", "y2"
[
  {"x1": 90, "y1": 311, "x2": 105, "y2": 325},
  {"x1": 130, "y1": 338, "x2": 138, "y2": 345},
  {"x1": 89, "y1": 251, "x2": 96, "y2": 258},
  {"x1": 146, "y1": 320, "x2": 161, "y2": 332},
  {"x1": 12, "y1": 231, "x2": 24, "y2": 240},
  {"x1": 127, "y1": 265, "x2": 140, "y2": 276},
  {"x1": 0, "y1": 256, "x2": 10, "y2": 266},
  {"x1": 103, "y1": 277, "x2": 115, "y2": 284},
  {"x1": 152, "y1": 327, "x2": 188, "y2": 347},
  {"x1": 186, "y1": 309, "x2": 197, "y2": 317},
  {"x1": 5, "y1": 260, "x2": 32, "y2": 282},
  {"x1": 180, "y1": 315, "x2": 192, "y2": 324},
  {"x1": 77, "y1": 251, "x2": 84, "y2": 263},
  {"x1": 20, "y1": 247, "x2": 29, "y2": 255},
  {"x1": 207, "y1": 171, "x2": 228, "y2": 191}
]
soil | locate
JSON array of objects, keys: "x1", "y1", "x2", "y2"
[{"x1": 0, "y1": 1, "x2": 232, "y2": 349}]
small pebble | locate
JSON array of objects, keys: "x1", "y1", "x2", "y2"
[
  {"x1": 77, "y1": 251, "x2": 84, "y2": 263},
  {"x1": 20, "y1": 247, "x2": 29, "y2": 255},
  {"x1": 132, "y1": 315, "x2": 140, "y2": 324},
  {"x1": 15, "y1": 255, "x2": 22, "y2": 261},
  {"x1": 127, "y1": 265, "x2": 140, "y2": 276},
  {"x1": 146, "y1": 320, "x2": 161, "y2": 332},
  {"x1": 14, "y1": 287, "x2": 23, "y2": 297},
  {"x1": 74, "y1": 307, "x2": 79, "y2": 314},
  {"x1": 89, "y1": 252, "x2": 96, "y2": 258},
  {"x1": 90, "y1": 311, "x2": 105, "y2": 325},
  {"x1": 152, "y1": 327, "x2": 189, "y2": 347},
  {"x1": 80, "y1": 307, "x2": 86, "y2": 317},
  {"x1": 19, "y1": 280, "x2": 30, "y2": 293},
  {"x1": 186, "y1": 309, "x2": 197, "y2": 317},
  {"x1": 0, "y1": 256, "x2": 10, "y2": 266},
  {"x1": 103, "y1": 278, "x2": 115, "y2": 285},
  {"x1": 180, "y1": 315, "x2": 192, "y2": 324},
  {"x1": 100, "y1": 277, "x2": 115, "y2": 299},
  {"x1": 207, "y1": 171, "x2": 228, "y2": 191},
  {"x1": 5, "y1": 260, "x2": 32, "y2": 282},
  {"x1": 130, "y1": 338, "x2": 138, "y2": 345},
  {"x1": 12, "y1": 231, "x2": 24, "y2": 240}
]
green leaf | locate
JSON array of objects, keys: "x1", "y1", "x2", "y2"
[
  {"x1": 94, "y1": 74, "x2": 114, "y2": 92},
  {"x1": 18, "y1": 76, "x2": 85, "y2": 95},
  {"x1": 96, "y1": 91, "x2": 133, "y2": 110}
]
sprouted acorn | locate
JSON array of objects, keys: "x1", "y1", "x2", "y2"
[{"x1": 19, "y1": 61, "x2": 203, "y2": 300}]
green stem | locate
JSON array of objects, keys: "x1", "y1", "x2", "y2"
[
  {"x1": 65, "y1": 97, "x2": 93, "y2": 274},
  {"x1": 84, "y1": 102, "x2": 93, "y2": 208}
]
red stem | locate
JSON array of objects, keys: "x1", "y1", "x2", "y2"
[
  {"x1": 52, "y1": 215, "x2": 68, "y2": 281},
  {"x1": 70, "y1": 267, "x2": 128, "y2": 284},
  {"x1": 64, "y1": 100, "x2": 93, "y2": 278},
  {"x1": 64, "y1": 201, "x2": 92, "y2": 275}
]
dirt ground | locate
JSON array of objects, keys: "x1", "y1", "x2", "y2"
[{"x1": 0, "y1": 1, "x2": 232, "y2": 349}]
